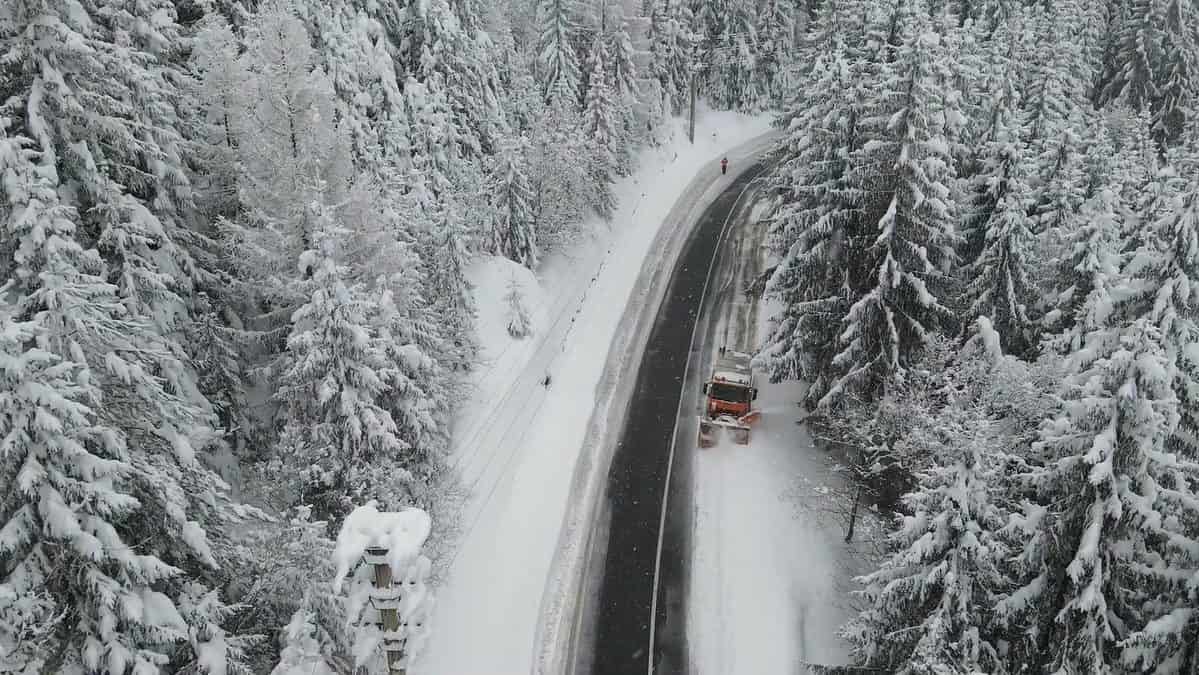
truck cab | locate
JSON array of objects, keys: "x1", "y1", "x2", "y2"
[{"x1": 699, "y1": 350, "x2": 759, "y2": 447}]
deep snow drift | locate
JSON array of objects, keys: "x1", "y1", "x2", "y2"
[{"x1": 415, "y1": 107, "x2": 774, "y2": 674}]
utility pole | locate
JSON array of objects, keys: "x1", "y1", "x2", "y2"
[
  {"x1": 687, "y1": 38, "x2": 701, "y2": 144},
  {"x1": 688, "y1": 70, "x2": 697, "y2": 144},
  {"x1": 333, "y1": 503, "x2": 433, "y2": 675},
  {"x1": 365, "y1": 546, "x2": 407, "y2": 673}
]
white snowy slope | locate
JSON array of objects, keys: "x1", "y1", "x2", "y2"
[
  {"x1": 415, "y1": 107, "x2": 775, "y2": 675},
  {"x1": 686, "y1": 195, "x2": 876, "y2": 674}
]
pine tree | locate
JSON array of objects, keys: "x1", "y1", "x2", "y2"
[
  {"x1": 271, "y1": 606, "x2": 336, "y2": 675},
  {"x1": 488, "y1": 136, "x2": 539, "y2": 268},
  {"x1": 405, "y1": 0, "x2": 507, "y2": 159},
  {"x1": 337, "y1": 180, "x2": 448, "y2": 496},
  {"x1": 959, "y1": 16, "x2": 1023, "y2": 265},
  {"x1": 1137, "y1": 176, "x2": 1199, "y2": 458},
  {"x1": 529, "y1": 78, "x2": 591, "y2": 250},
  {"x1": 603, "y1": 4, "x2": 641, "y2": 172},
  {"x1": 233, "y1": 2, "x2": 347, "y2": 291},
  {"x1": 1043, "y1": 188, "x2": 1127, "y2": 350},
  {"x1": 1100, "y1": 0, "x2": 1199, "y2": 147},
  {"x1": 185, "y1": 296, "x2": 251, "y2": 457},
  {"x1": 505, "y1": 275, "x2": 534, "y2": 339},
  {"x1": 0, "y1": 309, "x2": 200, "y2": 674},
  {"x1": 583, "y1": 36, "x2": 619, "y2": 220},
  {"x1": 754, "y1": 0, "x2": 796, "y2": 105},
  {"x1": 760, "y1": 40, "x2": 864, "y2": 405},
  {"x1": 1114, "y1": 174, "x2": 1199, "y2": 673},
  {"x1": 537, "y1": 0, "x2": 584, "y2": 100},
  {"x1": 996, "y1": 319, "x2": 1185, "y2": 670},
  {"x1": 704, "y1": 0, "x2": 761, "y2": 110},
  {"x1": 1021, "y1": 3, "x2": 1093, "y2": 237},
  {"x1": 962, "y1": 135, "x2": 1040, "y2": 357},
  {"x1": 646, "y1": 0, "x2": 695, "y2": 115},
  {"x1": 273, "y1": 202, "x2": 410, "y2": 525},
  {"x1": 825, "y1": 8, "x2": 959, "y2": 406},
  {"x1": 189, "y1": 14, "x2": 248, "y2": 222},
  {"x1": 604, "y1": 3, "x2": 642, "y2": 105},
  {"x1": 421, "y1": 204, "x2": 480, "y2": 373},
  {"x1": 1, "y1": 5, "x2": 246, "y2": 668},
  {"x1": 843, "y1": 407, "x2": 1009, "y2": 674}
]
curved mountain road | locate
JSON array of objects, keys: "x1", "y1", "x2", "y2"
[{"x1": 583, "y1": 165, "x2": 771, "y2": 675}]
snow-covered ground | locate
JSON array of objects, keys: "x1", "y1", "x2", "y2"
[
  {"x1": 686, "y1": 193, "x2": 876, "y2": 673},
  {"x1": 415, "y1": 106, "x2": 776, "y2": 675}
]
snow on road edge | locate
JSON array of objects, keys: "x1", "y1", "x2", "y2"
[
  {"x1": 533, "y1": 131, "x2": 781, "y2": 674},
  {"x1": 415, "y1": 111, "x2": 777, "y2": 675}
]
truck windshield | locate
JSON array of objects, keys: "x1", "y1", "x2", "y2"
[{"x1": 709, "y1": 383, "x2": 748, "y2": 403}]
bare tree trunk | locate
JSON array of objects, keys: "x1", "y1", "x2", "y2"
[{"x1": 845, "y1": 484, "x2": 862, "y2": 543}]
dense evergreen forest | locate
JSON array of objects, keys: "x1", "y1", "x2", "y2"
[
  {"x1": 762, "y1": 1, "x2": 1199, "y2": 672},
  {"x1": 2, "y1": 0, "x2": 1198, "y2": 672}
]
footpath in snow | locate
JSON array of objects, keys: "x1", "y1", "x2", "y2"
[{"x1": 415, "y1": 107, "x2": 775, "y2": 675}]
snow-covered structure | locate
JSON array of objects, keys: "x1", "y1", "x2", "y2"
[{"x1": 333, "y1": 502, "x2": 434, "y2": 672}]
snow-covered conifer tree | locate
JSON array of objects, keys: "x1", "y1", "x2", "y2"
[
  {"x1": 505, "y1": 275, "x2": 534, "y2": 339},
  {"x1": 1100, "y1": 0, "x2": 1199, "y2": 147},
  {"x1": 1111, "y1": 175, "x2": 1199, "y2": 672},
  {"x1": 1, "y1": 6, "x2": 246, "y2": 667},
  {"x1": 274, "y1": 202, "x2": 411, "y2": 524},
  {"x1": 404, "y1": 0, "x2": 507, "y2": 159},
  {"x1": 1021, "y1": 3, "x2": 1093, "y2": 237},
  {"x1": 602, "y1": 5, "x2": 641, "y2": 171},
  {"x1": 959, "y1": 17, "x2": 1023, "y2": 265},
  {"x1": 703, "y1": 1, "x2": 761, "y2": 110},
  {"x1": 646, "y1": 0, "x2": 695, "y2": 114},
  {"x1": 530, "y1": 78, "x2": 591, "y2": 250},
  {"x1": 271, "y1": 606, "x2": 336, "y2": 675},
  {"x1": 488, "y1": 137, "x2": 539, "y2": 267},
  {"x1": 189, "y1": 14, "x2": 249, "y2": 222},
  {"x1": 759, "y1": 39, "x2": 864, "y2": 405},
  {"x1": 825, "y1": 7, "x2": 959, "y2": 405},
  {"x1": 996, "y1": 319, "x2": 1185, "y2": 670},
  {"x1": 421, "y1": 206, "x2": 480, "y2": 373},
  {"x1": 753, "y1": 0, "x2": 796, "y2": 105},
  {"x1": 0, "y1": 310, "x2": 210, "y2": 674},
  {"x1": 583, "y1": 36, "x2": 619, "y2": 219},
  {"x1": 537, "y1": 0, "x2": 584, "y2": 100},
  {"x1": 1043, "y1": 188, "x2": 1127, "y2": 349},
  {"x1": 962, "y1": 135, "x2": 1040, "y2": 357},
  {"x1": 231, "y1": 2, "x2": 347, "y2": 306},
  {"x1": 844, "y1": 408, "x2": 1010, "y2": 674}
]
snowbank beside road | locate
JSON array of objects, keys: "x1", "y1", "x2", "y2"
[
  {"x1": 688, "y1": 291, "x2": 879, "y2": 674},
  {"x1": 415, "y1": 106, "x2": 776, "y2": 675}
]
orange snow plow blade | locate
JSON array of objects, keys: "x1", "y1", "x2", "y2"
[{"x1": 698, "y1": 415, "x2": 753, "y2": 447}]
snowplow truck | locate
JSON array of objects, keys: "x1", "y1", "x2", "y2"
[{"x1": 698, "y1": 350, "x2": 759, "y2": 448}]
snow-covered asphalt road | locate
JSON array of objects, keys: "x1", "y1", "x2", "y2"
[
  {"x1": 416, "y1": 112, "x2": 778, "y2": 675},
  {"x1": 586, "y1": 164, "x2": 770, "y2": 675},
  {"x1": 575, "y1": 157, "x2": 874, "y2": 675},
  {"x1": 684, "y1": 188, "x2": 876, "y2": 674}
]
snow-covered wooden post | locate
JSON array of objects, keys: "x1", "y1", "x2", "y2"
[
  {"x1": 333, "y1": 502, "x2": 433, "y2": 674},
  {"x1": 364, "y1": 545, "x2": 404, "y2": 671}
]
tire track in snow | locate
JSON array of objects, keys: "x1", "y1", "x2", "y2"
[
  {"x1": 451, "y1": 252, "x2": 598, "y2": 477},
  {"x1": 450, "y1": 244, "x2": 615, "y2": 557}
]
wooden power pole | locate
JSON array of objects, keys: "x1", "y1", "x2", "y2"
[
  {"x1": 365, "y1": 546, "x2": 407, "y2": 673},
  {"x1": 688, "y1": 70, "x2": 697, "y2": 144},
  {"x1": 332, "y1": 503, "x2": 432, "y2": 675}
]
